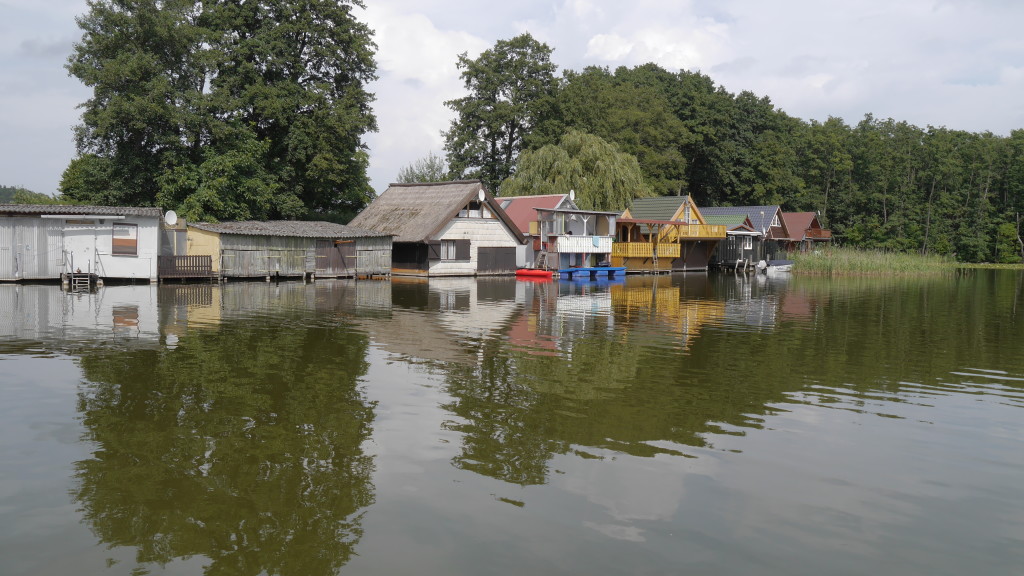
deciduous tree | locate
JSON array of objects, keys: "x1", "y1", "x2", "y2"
[
  {"x1": 443, "y1": 33, "x2": 557, "y2": 194},
  {"x1": 62, "y1": 0, "x2": 377, "y2": 222}
]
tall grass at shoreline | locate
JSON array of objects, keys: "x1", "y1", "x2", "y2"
[{"x1": 792, "y1": 247, "x2": 954, "y2": 276}]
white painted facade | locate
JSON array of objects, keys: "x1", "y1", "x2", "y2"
[
  {"x1": 0, "y1": 212, "x2": 161, "y2": 281},
  {"x1": 428, "y1": 218, "x2": 520, "y2": 276}
]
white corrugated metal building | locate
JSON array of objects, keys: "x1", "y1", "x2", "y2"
[{"x1": 0, "y1": 204, "x2": 163, "y2": 282}]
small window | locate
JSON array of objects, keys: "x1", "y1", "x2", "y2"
[
  {"x1": 441, "y1": 240, "x2": 458, "y2": 260},
  {"x1": 771, "y1": 214, "x2": 780, "y2": 228},
  {"x1": 742, "y1": 236, "x2": 753, "y2": 250},
  {"x1": 112, "y1": 223, "x2": 138, "y2": 256}
]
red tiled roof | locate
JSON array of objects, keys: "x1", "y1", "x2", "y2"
[{"x1": 499, "y1": 195, "x2": 567, "y2": 234}]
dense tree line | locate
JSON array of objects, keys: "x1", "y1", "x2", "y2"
[
  {"x1": 61, "y1": 0, "x2": 377, "y2": 223},
  {"x1": 0, "y1": 185, "x2": 57, "y2": 204},
  {"x1": 444, "y1": 34, "x2": 1024, "y2": 263}
]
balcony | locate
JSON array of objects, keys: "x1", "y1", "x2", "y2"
[
  {"x1": 667, "y1": 224, "x2": 727, "y2": 240},
  {"x1": 611, "y1": 242, "x2": 681, "y2": 259},
  {"x1": 805, "y1": 228, "x2": 833, "y2": 240},
  {"x1": 553, "y1": 235, "x2": 613, "y2": 254}
]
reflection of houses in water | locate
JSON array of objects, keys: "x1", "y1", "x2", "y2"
[
  {"x1": 717, "y1": 275, "x2": 780, "y2": 330},
  {"x1": 509, "y1": 277, "x2": 727, "y2": 356},
  {"x1": 0, "y1": 284, "x2": 161, "y2": 348},
  {"x1": 610, "y1": 277, "x2": 726, "y2": 351},
  {"x1": 159, "y1": 279, "x2": 394, "y2": 339},
  {"x1": 360, "y1": 277, "x2": 520, "y2": 365}
]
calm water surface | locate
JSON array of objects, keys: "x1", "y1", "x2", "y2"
[{"x1": 1, "y1": 271, "x2": 1022, "y2": 575}]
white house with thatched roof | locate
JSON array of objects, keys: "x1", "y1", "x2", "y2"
[{"x1": 350, "y1": 180, "x2": 525, "y2": 276}]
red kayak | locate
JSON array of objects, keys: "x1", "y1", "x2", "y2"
[{"x1": 515, "y1": 268, "x2": 555, "y2": 279}]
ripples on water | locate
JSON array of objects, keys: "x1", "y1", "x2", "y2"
[{"x1": 1, "y1": 271, "x2": 1022, "y2": 576}]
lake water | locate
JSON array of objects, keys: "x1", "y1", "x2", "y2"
[{"x1": 1, "y1": 271, "x2": 1022, "y2": 576}]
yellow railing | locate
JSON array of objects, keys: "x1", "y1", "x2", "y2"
[
  {"x1": 664, "y1": 224, "x2": 727, "y2": 240},
  {"x1": 611, "y1": 242, "x2": 681, "y2": 259}
]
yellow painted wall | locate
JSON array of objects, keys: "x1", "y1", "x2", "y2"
[{"x1": 186, "y1": 227, "x2": 222, "y2": 272}]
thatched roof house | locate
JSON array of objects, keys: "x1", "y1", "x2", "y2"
[{"x1": 351, "y1": 181, "x2": 524, "y2": 276}]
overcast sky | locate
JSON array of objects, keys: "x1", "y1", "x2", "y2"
[{"x1": 2, "y1": 0, "x2": 1023, "y2": 199}]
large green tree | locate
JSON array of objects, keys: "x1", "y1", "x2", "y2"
[
  {"x1": 443, "y1": 33, "x2": 558, "y2": 193},
  {"x1": 499, "y1": 130, "x2": 653, "y2": 212},
  {"x1": 62, "y1": 0, "x2": 377, "y2": 223}
]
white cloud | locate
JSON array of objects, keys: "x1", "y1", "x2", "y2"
[
  {"x1": 585, "y1": 34, "x2": 633, "y2": 61},
  {"x1": 362, "y1": 3, "x2": 489, "y2": 192},
  {"x1": 3, "y1": 0, "x2": 1024, "y2": 199}
]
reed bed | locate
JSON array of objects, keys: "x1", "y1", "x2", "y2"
[{"x1": 792, "y1": 247, "x2": 954, "y2": 276}]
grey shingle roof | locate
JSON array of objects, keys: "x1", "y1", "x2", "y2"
[
  {"x1": 350, "y1": 180, "x2": 524, "y2": 244},
  {"x1": 0, "y1": 204, "x2": 163, "y2": 217},
  {"x1": 189, "y1": 220, "x2": 390, "y2": 239}
]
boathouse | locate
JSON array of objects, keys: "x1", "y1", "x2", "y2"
[
  {"x1": 500, "y1": 192, "x2": 576, "y2": 268},
  {"x1": 779, "y1": 212, "x2": 833, "y2": 252},
  {"x1": 701, "y1": 205, "x2": 788, "y2": 265},
  {"x1": 614, "y1": 196, "x2": 726, "y2": 272},
  {"x1": 350, "y1": 180, "x2": 524, "y2": 276},
  {"x1": 500, "y1": 191, "x2": 618, "y2": 273},
  {"x1": 182, "y1": 220, "x2": 392, "y2": 280},
  {"x1": 0, "y1": 204, "x2": 162, "y2": 282},
  {"x1": 703, "y1": 214, "x2": 761, "y2": 269}
]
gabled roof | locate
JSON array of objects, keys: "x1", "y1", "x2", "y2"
[
  {"x1": 703, "y1": 214, "x2": 757, "y2": 233},
  {"x1": 499, "y1": 194, "x2": 572, "y2": 234},
  {"x1": 699, "y1": 205, "x2": 782, "y2": 236},
  {"x1": 189, "y1": 220, "x2": 389, "y2": 239},
  {"x1": 780, "y1": 212, "x2": 816, "y2": 235},
  {"x1": 623, "y1": 196, "x2": 696, "y2": 221},
  {"x1": 0, "y1": 204, "x2": 163, "y2": 218},
  {"x1": 349, "y1": 180, "x2": 525, "y2": 244}
]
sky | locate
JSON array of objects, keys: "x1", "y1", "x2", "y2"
[{"x1": 2, "y1": 0, "x2": 1023, "y2": 199}]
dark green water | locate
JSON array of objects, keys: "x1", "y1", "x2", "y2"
[{"x1": 1, "y1": 271, "x2": 1022, "y2": 575}]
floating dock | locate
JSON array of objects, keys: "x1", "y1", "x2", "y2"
[{"x1": 557, "y1": 266, "x2": 627, "y2": 280}]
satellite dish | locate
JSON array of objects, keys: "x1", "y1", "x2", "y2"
[
  {"x1": 164, "y1": 210, "x2": 178, "y2": 226},
  {"x1": 477, "y1": 189, "x2": 485, "y2": 202},
  {"x1": 569, "y1": 189, "x2": 576, "y2": 202}
]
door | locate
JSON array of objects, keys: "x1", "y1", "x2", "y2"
[
  {"x1": 64, "y1": 225, "x2": 97, "y2": 274},
  {"x1": 477, "y1": 246, "x2": 516, "y2": 273},
  {"x1": 0, "y1": 225, "x2": 14, "y2": 280}
]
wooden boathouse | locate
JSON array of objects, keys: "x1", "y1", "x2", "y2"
[
  {"x1": 179, "y1": 220, "x2": 392, "y2": 280},
  {"x1": 613, "y1": 196, "x2": 726, "y2": 272}
]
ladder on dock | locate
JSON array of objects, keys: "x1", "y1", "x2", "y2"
[{"x1": 67, "y1": 273, "x2": 94, "y2": 292}]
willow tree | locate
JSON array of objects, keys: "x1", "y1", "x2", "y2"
[
  {"x1": 499, "y1": 130, "x2": 653, "y2": 212},
  {"x1": 62, "y1": 0, "x2": 377, "y2": 222}
]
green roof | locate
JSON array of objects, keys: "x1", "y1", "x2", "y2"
[
  {"x1": 626, "y1": 196, "x2": 690, "y2": 220},
  {"x1": 704, "y1": 214, "x2": 750, "y2": 228}
]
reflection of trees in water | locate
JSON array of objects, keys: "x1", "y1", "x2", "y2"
[{"x1": 71, "y1": 319, "x2": 376, "y2": 576}]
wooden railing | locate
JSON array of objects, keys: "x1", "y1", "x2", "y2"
[
  {"x1": 664, "y1": 224, "x2": 727, "y2": 240},
  {"x1": 611, "y1": 242, "x2": 681, "y2": 259},
  {"x1": 553, "y1": 235, "x2": 613, "y2": 253},
  {"x1": 158, "y1": 255, "x2": 216, "y2": 279},
  {"x1": 805, "y1": 228, "x2": 833, "y2": 240}
]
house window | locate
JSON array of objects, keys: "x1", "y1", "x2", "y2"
[
  {"x1": 441, "y1": 240, "x2": 458, "y2": 260},
  {"x1": 742, "y1": 236, "x2": 753, "y2": 250},
  {"x1": 112, "y1": 223, "x2": 138, "y2": 256},
  {"x1": 771, "y1": 214, "x2": 780, "y2": 228}
]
